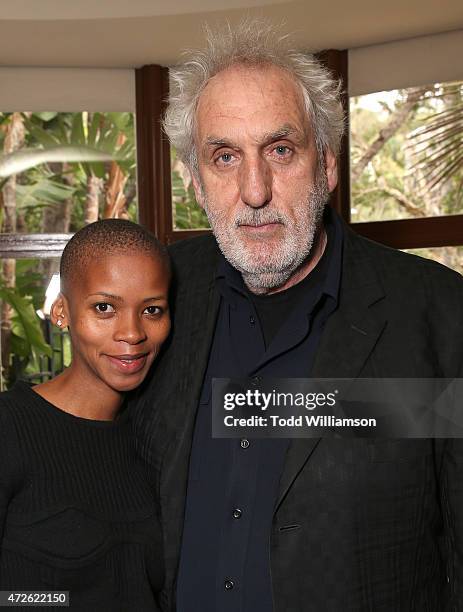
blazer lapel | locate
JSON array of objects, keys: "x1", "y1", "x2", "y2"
[{"x1": 275, "y1": 227, "x2": 388, "y2": 511}]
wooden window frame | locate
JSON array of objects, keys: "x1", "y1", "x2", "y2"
[
  {"x1": 3, "y1": 57, "x2": 459, "y2": 258},
  {"x1": 0, "y1": 234, "x2": 72, "y2": 259}
]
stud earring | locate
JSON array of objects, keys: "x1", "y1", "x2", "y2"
[{"x1": 57, "y1": 319, "x2": 63, "y2": 327}]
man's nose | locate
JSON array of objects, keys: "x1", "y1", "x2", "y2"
[
  {"x1": 114, "y1": 312, "x2": 147, "y2": 345},
  {"x1": 239, "y1": 157, "x2": 272, "y2": 208}
]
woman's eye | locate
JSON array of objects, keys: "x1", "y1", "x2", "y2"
[
  {"x1": 144, "y1": 305, "x2": 162, "y2": 316},
  {"x1": 95, "y1": 303, "x2": 115, "y2": 313}
]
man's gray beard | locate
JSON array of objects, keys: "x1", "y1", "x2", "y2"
[{"x1": 202, "y1": 172, "x2": 330, "y2": 294}]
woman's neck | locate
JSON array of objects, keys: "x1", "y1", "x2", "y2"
[{"x1": 34, "y1": 368, "x2": 123, "y2": 421}]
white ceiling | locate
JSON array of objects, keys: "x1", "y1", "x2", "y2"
[{"x1": 1, "y1": 0, "x2": 462, "y2": 68}]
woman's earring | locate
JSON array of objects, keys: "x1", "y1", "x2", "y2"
[{"x1": 57, "y1": 319, "x2": 63, "y2": 327}]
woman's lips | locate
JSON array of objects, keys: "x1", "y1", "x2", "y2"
[{"x1": 106, "y1": 353, "x2": 148, "y2": 374}]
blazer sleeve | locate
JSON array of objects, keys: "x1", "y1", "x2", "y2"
[
  {"x1": 441, "y1": 437, "x2": 463, "y2": 609},
  {"x1": 436, "y1": 271, "x2": 463, "y2": 609}
]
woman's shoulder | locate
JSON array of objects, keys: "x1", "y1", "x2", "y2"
[
  {"x1": 0, "y1": 380, "x2": 35, "y2": 421},
  {"x1": 0, "y1": 384, "x2": 26, "y2": 490}
]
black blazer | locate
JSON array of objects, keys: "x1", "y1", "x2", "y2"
[{"x1": 133, "y1": 220, "x2": 463, "y2": 612}]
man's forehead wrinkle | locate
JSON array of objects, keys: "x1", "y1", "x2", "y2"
[
  {"x1": 201, "y1": 123, "x2": 308, "y2": 153},
  {"x1": 196, "y1": 64, "x2": 313, "y2": 153}
]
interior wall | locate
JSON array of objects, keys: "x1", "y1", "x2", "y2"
[
  {"x1": 349, "y1": 29, "x2": 463, "y2": 96},
  {"x1": 0, "y1": 29, "x2": 461, "y2": 110},
  {"x1": 0, "y1": 67, "x2": 135, "y2": 111}
]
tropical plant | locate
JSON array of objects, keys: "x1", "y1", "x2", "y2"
[
  {"x1": 171, "y1": 147, "x2": 209, "y2": 230},
  {"x1": 0, "y1": 281, "x2": 52, "y2": 391},
  {"x1": 350, "y1": 81, "x2": 463, "y2": 274},
  {"x1": 408, "y1": 81, "x2": 463, "y2": 198}
]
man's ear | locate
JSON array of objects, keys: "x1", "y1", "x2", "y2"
[
  {"x1": 50, "y1": 294, "x2": 69, "y2": 329},
  {"x1": 325, "y1": 148, "x2": 338, "y2": 193},
  {"x1": 190, "y1": 169, "x2": 206, "y2": 209}
]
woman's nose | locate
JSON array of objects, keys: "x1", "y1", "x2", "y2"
[{"x1": 113, "y1": 312, "x2": 147, "y2": 344}]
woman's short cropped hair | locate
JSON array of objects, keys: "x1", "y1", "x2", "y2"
[{"x1": 60, "y1": 219, "x2": 170, "y2": 294}]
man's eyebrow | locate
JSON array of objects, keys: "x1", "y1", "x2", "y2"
[
  {"x1": 203, "y1": 136, "x2": 236, "y2": 149},
  {"x1": 260, "y1": 125, "x2": 306, "y2": 144}
]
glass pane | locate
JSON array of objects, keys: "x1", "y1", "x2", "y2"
[
  {"x1": 0, "y1": 111, "x2": 137, "y2": 236},
  {"x1": 171, "y1": 147, "x2": 210, "y2": 230},
  {"x1": 350, "y1": 81, "x2": 463, "y2": 222},
  {"x1": 1, "y1": 258, "x2": 70, "y2": 390},
  {"x1": 403, "y1": 246, "x2": 463, "y2": 275}
]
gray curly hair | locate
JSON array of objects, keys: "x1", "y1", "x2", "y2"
[{"x1": 163, "y1": 19, "x2": 345, "y2": 173}]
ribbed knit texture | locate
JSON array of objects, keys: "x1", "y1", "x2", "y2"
[{"x1": 0, "y1": 382, "x2": 163, "y2": 612}]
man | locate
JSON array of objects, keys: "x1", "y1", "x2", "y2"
[{"x1": 134, "y1": 20, "x2": 463, "y2": 612}]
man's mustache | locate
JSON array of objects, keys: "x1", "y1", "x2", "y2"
[{"x1": 234, "y1": 210, "x2": 285, "y2": 227}]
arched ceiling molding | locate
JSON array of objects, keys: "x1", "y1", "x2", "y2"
[
  {"x1": 0, "y1": 1, "x2": 461, "y2": 68},
  {"x1": 3, "y1": 0, "x2": 288, "y2": 20}
]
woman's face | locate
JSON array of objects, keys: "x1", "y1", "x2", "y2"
[{"x1": 53, "y1": 252, "x2": 170, "y2": 394}]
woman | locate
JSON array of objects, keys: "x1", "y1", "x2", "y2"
[{"x1": 0, "y1": 219, "x2": 171, "y2": 611}]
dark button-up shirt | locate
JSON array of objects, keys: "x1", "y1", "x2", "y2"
[{"x1": 176, "y1": 207, "x2": 343, "y2": 612}]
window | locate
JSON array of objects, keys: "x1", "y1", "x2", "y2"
[
  {"x1": 350, "y1": 81, "x2": 463, "y2": 223},
  {"x1": 349, "y1": 81, "x2": 463, "y2": 274},
  {"x1": 0, "y1": 111, "x2": 137, "y2": 387}
]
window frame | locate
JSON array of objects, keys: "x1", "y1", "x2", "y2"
[{"x1": 3, "y1": 56, "x2": 460, "y2": 256}]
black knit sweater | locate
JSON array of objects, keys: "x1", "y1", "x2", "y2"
[{"x1": 0, "y1": 382, "x2": 163, "y2": 611}]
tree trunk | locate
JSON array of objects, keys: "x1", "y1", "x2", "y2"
[
  {"x1": 84, "y1": 174, "x2": 101, "y2": 224},
  {"x1": 103, "y1": 133, "x2": 128, "y2": 219},
  {"x1": 41, "y1": 165, "x2": 74, "y2": 280},
  {"x1": 351, "y1": 87, "x2": 427, "y2": 184},
  {"x1": 1, "y1": 113, "x2": 25, "y2": 378}
]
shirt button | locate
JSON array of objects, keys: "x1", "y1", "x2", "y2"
[
  {"x1": 249, "y1": 316, "x2": 255, "y2": 325},
  {"x1": 233, "y1": 508, "x2": 242, "y2": 519},
  {"x1": 251, "y1": 376, "x2": 260, "y2": 385},
  {"x1": 240, "y1": 438, "x2": 250, "y2": 449},
  {"x1": 224, "y1": 579, "x2": 235, "y2": 590}
]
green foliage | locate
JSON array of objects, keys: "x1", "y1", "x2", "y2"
[
  {"x1": 0, "y1": 145, "x2": 114, "y2": 178},
  {"x1": 0, "y1": 284, "x2": 52, "y2": 371},
  {"x1": 408, "y1": 82, "x2": 463, "y2": 194},
  {"x1": 171, "y1": 147, "x2": 209, "y2": 230},
  {"x1": 351, "y1": 83, "x2": 463, "y2": 275},
  {"x1": 14, "y1": 260, "x2": 49, "y2": 310},
  {"x1": 0, "y1": 111, "x2": 139, "y2": 235},
  {"x1": 350, "y1": 83, "x2": 463, "y2": 223},
  {"x1": 172, "y1": 170, "x2": 209, "y2": 229}
]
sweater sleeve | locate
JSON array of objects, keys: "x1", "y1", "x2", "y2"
[{"x1": 0, "y1": 403, "x2": 22, "y2": 543}]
